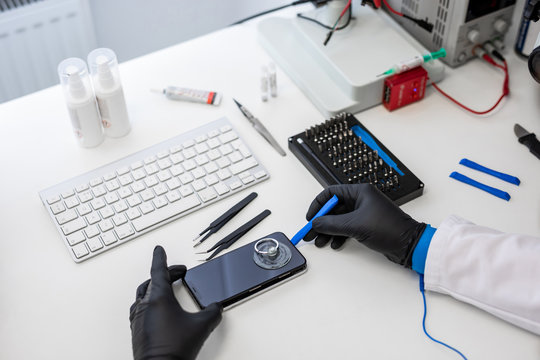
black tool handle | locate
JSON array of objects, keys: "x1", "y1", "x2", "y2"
[
  {"x1": 207, "y1": 209, "x2": 271, "y2": 252},
  {"x1": 519, "y1": 134, "x2": 540, "y2": 160}
]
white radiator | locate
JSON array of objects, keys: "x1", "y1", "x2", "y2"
[{"x1": 0, "y1": 0, "x2": 96, "y2": 103}]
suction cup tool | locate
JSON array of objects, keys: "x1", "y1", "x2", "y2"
[{"x1": 253, "y1": 238, "x2": 292, "y2": 270}]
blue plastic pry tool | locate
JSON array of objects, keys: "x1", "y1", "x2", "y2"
[
  {"x1": 290, "y1": 195, "x2": 339, "y2": 246},
  {"x1": 351, "y1": 125, "x2": 404, "y2": 176},
  {"x1": 449, "y1": 172, "x2": 510, "y2": 201},
  {"x1": 459, "y1": 158, "x2": 520, "y2": 186}
]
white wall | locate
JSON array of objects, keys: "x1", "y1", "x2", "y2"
[{"x1": 88, "y1": 0, "x2": 289, "y2": 62}]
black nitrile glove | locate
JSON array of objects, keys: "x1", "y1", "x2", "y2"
[
  {"x1": 130, "y1": 246, "x2": 222, "y2": 360},
  {"x1": 305, "y1": 184, "x2": 426, "y2": 268}
]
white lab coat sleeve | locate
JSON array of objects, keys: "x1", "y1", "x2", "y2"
[{"x1": 423, "y1": 215, "x2": 540, "y2": 335}]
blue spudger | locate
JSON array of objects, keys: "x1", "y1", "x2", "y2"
[
  {"x1": 290, "y1": 195, "x2": 339, "y2": 246},
  {"x1": 449, "y1": 172, "x2": 510, "y2": 201},
  {"x1": 459, "y1": 158, "x2": 520, "y2": 185}
]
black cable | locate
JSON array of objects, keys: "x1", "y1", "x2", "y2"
[
  {"x1": 297, "y1": 5, "x2": 353, "y2": 31},
  {"x1": 230, "y1": 0, "x2": 313, "y2": 26}
]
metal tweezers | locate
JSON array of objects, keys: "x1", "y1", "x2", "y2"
[
  {"x1": 197, "y1": 209, "x2": 271, "y2": 261},
  {"x1": 192, "y1": 192, "x2": 258, "y2": 246}
]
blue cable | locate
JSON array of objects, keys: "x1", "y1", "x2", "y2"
[{"x1": 419, "y1": 274, "x2": 468, "y2": 360}]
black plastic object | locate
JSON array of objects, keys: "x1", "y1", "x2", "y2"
[{"x1": 288, "y1": 112, "x2": 424, "y2": 205}]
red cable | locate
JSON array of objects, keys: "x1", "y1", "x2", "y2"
[
  {"x1": 382, "y1": 0, "x2": 403, "y2": 16},
  {"x1": 430, "y1": 57, "x2": 509, "y2": 116}
]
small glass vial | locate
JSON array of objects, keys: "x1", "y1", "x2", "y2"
[
  {"x1": 88, "y1": 48, "x2": 131, "y2": 138},
  {"x1": 58, "y1": 58, "x2": 104, "y2": 148}
]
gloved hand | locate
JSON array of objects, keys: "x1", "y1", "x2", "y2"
[
  {"x1": 130, "y1": 246, "x2": 222, "y2": 360},
  {"x1": 305, "y1": 184, "x2": 426, "y2": 268}
]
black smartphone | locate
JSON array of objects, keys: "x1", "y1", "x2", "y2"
[{"x1": 183, "y1": 232, "x2": 307, "y2": 309}]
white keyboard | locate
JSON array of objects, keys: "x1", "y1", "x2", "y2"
[{"x1": 39, "y1": 118, "x2": 269, "y2": 263}]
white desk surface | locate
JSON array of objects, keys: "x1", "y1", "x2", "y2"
[{"x1": 1, "y1": 8, "x2": 540, "y2": 360}]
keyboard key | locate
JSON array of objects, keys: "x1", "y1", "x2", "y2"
[
  {"x1": 170, "y1": 144, "x2": 182, "y2": 154},
  {"x1": 132, "y1": 169, "x2": 146, "y2": 180},
  {"x1": 219, "y1": 131, "x2": 238, "y2": 144},
  {"x1": 230, "y1": 158, "x2": 258, "y2": 175},
  {"x1": 170, "y1": 165, "x2": 184, "y2": 176},
  {"x1": 64, "y1": 196, "x2": 79, "y2": 209},
  {"x1": 140, "y1": 189, "x2": 155, "y2": 202},
  {"x1": 193, "y1": 180, "x2": 206, "y2": 191},
  {"x1": 217, "y1": 157, "x2": 231, "y2": 168},
  {"x1": 91, "y1": 198, "x2": 106, "y2": 210},
  {"x1": 127, "y1": 208, "x2": 141, "y2": 220},
  {"x1": 229, "y1": 181, "x2": 242, "y2": 190},
  {"x1": 99, "y1": 219, "x2": 114, "y2": 232},
  {"x1": 103, "y1": 172, "x2": 116, "y2": 181},
  {"x1": 179, "y1": 186, "x2": 194, "y2": 197},
  {"x1": 89, "y1": 177, "x2": 103, "y2": 187},
  {"x1": 241, "y1": 175, "x2": 255, "y2": 185},
  {"x1": 87, "y1": 237, "x2": 103, "y2": 252},
  {"x1": 100, "y1": 207, "x2": 115, "y2": 219},
  {"x1": 179, "y1": 173, "x2": 194, "y2": 184},
  {"x1": 219, "y1": 144, "x2": 233, "y2": 156},
  {"x1": 113, "y1": 214, "x2": 128, "y2": 226},
  {"x1": 145, "y1": 164, "x2": 159, "y2": 175},
  {"x1": 144, "y1": 156, "x2": 157, "y2": 164},
  {"x1": 207, "y1": 149, "x2": 221, "y2": 160},
  {"x1": 75, "y1": 183, "x2": 89, "y2": 192},
  {"x1": 105, "y1": 180, "x2": 120, "y2": 192},
  {"x1": 208, "y1": 129, "x2": 220, "y2": 138},
  {"x1": 130, "y1": 161, "x2": 144, "y2": 170},
  {"x1": 208, "y1": 138, "x2": 221, "y2": 149},
  {"x1": 118, "y1": 187, "x2": 132, "y2": 198},
  {"x1": 254, "y1": 170, "x2": 267, "y2": 179},
  {"x1": 119, "y1": 174, "x2": 133, "y2": 186},
  {"x1": 61, "y1": 189, "x2": 75, "y2": 198},
  {"x1": 144, "y1": 175, "x2": 159, "y2": 188},
  {"x1": 170, "y1": 153, "x2": 183, "y2": 164},
  {"x1": 131, "y1": 181, "x2": 145, "y2": 193},
  {"x1": 86, "y1": 213, "x2": 101, "y2": 225},
  {"x1": 85, "y1": 225, "x2": 100, "y2": 238},
  {"x1": 56, "y1": 209, "x2": 77, "y2": 225},
  {"x1": 195, "y1": 143, "x2": 209, "y2": 154},
  {"x1": 220, "y1": 125, "x2": 232, "y2": 133},
  {"x1": 204, "y1": 162, "x2": 219, "y2": 174},
  {"x1": 115, "y1": 224, "x2": 135, "y2": 240},
  {"x1": 114, "y1": 200, "x2": 128, "y2": 213},
  {"x1": 154, "y1": 184, "x2": 168, "y2": 196},
  {"x1": 166, "y1": 190, "x2": 181, "y2": 203},
  {"x1": 117, "y1": 166, "x2": 131, "y2": 175},
  {"x1": 72, "y1": 243, "x2": 89, "y2": 258},
  {"x1": 77, "y1": 203, "x2": 92, "y2": 216},
  {"x1": 127, "y1": 195, "x2": 142, "y2": 207},
  {"x1": 195, "y1": 154, "x2": 209, "y2": 166},
  {"x1": 102, "y1": 231, "x2": 117, "y2": 245},
  {"x1": 182, "y1": 148, "x2": 196, "y2": 159},
  {"x1": 153, "y1": 196, "x2": 168, "y2": 209},
  {"x1": 140, "y1": 203, "x2": 154, "y2": 214},
  {"x1": 195, "y1": 134, "x2": 207, "y2": 143},
  {"x1": 214, "y1": 183, "x2": 229, "y2": 196},
  {"x1": 182, "y1": 139, "x2": 195, "y2": 148},
  {"x1": 92, "y1": 185, "x2": 107, "y2": 198},
  {"x1": 78, "y1": 190, "x2": 93, "y2": 203},
  {"x1": 157, "y1": 159, "x2": 172, "y2": 169},
  {"x1": 192, "y1": 168, "x2": 206, "y2": 179},
  {"x1": 66, "y1": 231, "x2": 86, "y2": 246},
  {"x1": 217, "y1": 169, "x2": 232, "y2": 180},
  {"x1": 157, "y1": 170, "x2": 172, "y2": 182},
  {"x1": 228, "y1": 151, "x2": 243, "y2": 163},
  {"x1": 50, "y1": 202, "x2": 66, "y2": 215},
  {"x1": 166, "y1": 178, "x2": 181, "y2": 190},
  {"x1": 132, "y1": 195, "x2": 201, "y2": 232},
  {"x1": 205, "y1": 174, "x2": 219, "y2": 186},
  {"x1": 157, "y1": 150, "x2": 169, "y2": 159},
  {"x1": 105, "y1": 192, "x2": 119, "y2": 204},
  {"x1": 183, "y1": 159, "x2": 197, "y2": 171},
  {"x1": 62, "y1": 218, "x2": 87, "y2": 235}
]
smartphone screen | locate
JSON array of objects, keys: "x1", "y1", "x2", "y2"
[{"x1": 183, "y1": 232, "x2": 307, "y2": 309}]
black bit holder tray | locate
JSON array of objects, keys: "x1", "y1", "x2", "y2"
[{"x1": 288, "y1": 112, "x2": 424, "y2": 206}]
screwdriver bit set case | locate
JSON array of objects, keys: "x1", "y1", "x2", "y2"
[{"x1": 288, "y1": 113, "x2": 423, "y2": 205}]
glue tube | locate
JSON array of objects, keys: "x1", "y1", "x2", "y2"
[{"x1": 152, "y1": 86, "x2": 222, "y2": 106}]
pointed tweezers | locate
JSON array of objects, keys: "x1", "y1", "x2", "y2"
[
  {"x1": 197, "y1": 209, "x2": 271, "y2": 261},
  {"x1": 192, "y1": 192, "x2": 258, "y2": 246}
]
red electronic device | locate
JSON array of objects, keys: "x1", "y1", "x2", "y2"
[{"x1": 382, "y1": 67, "x2": 428, "y2": 111}]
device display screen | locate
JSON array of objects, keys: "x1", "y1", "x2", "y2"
[
  {"x1": 466, "y1": 0, "x2": 516, "y2": 22},
  {"x1": 184, "y1": 232, "x2": 306, "y2": 309}
]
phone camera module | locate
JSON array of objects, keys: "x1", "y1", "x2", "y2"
[{"x1": 253, "y1": 238, "x2": 292, "y2": 269}]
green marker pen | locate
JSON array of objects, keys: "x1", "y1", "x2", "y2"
[{"x1": 377, "y1": 48, "x2": 446, "y2": 77}]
